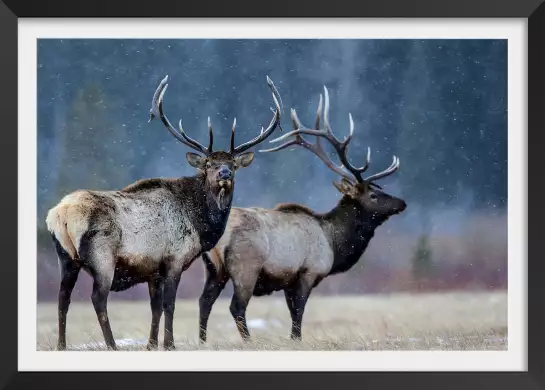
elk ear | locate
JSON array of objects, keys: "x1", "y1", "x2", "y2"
[
  {"x1": 233, "y1": 152, "x2": 255, "y2": 169},
  {"x1": 333, "y1": 178, "x2": 354, "y2": 195},
  {"x1": 186, "y1": 152, "x2": 206, "y2": 170}
]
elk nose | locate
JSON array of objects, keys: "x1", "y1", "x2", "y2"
[{"x1": 218, "y1": 168, "x2": 232, "y2": 180}]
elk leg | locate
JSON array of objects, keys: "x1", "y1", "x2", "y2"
[
  {"x1": 162, "y1": 268, "x2": 182, "y2": 350},
  {"x1": 79, "y1": 230, "x2": 118, "y2": 350},
  {"x1": 229, "y1": 283, "x2": 253, "y2": 341},
  {"x1": 198, "y1": 267, "x2": 228, "y2": 344},
  {"x1": 146, "y1": 277, "x2": 164, "y2": 350},
  {"x1": 284, "y1": 277, "x2": 313, "y2": 340},
  {"x1": 57, "y1": 258, "x2": 81, "y2": 350},
  {"x1": 90, "y1": 264, "x2": 117, "y2": 350}
]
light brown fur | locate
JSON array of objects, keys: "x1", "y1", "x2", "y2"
[
  {"x1": 45, "y1": 190, "x2": 97, "y2": 260},
  {"x1": 205, "y1": 206, "x2": 332, "y2": 284},
  {"x1": 207, "y1": 247, "x2": 225, "y2": 282}
]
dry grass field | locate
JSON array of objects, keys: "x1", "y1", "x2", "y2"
[{"x1": 36, "y1": 290, "x2": 507, "y2": 351}]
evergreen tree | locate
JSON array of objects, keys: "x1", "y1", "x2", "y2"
[{"x1": 411, "y1": 233, "x2": 434, "y2": 280}]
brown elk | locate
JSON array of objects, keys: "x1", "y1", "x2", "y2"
[
  {"x1": 45, "y1": 75, "x2": 282, "y2": 350},
  {"x1": 197, "y1": 85, "x2": 406, "y2": 342}
]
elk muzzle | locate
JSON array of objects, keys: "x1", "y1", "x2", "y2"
[
  {"x1": 214, "y1": 165, "x2": 234, "y2": 210},
  {"x1": 393, "y1": 199, "x2": 407, "y2": 214},
  {"x1": 217, "y1": 166, "x2": 233, "y2": 190},
  {"x1": 218, "y1": 166, "x2": 233, "y2": 181}
]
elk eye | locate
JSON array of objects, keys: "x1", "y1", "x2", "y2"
[{"x1": 370, "y1": 193, "x2": 378, "y2": 200}]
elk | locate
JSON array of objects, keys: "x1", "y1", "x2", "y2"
[
  {"x1": 45, "y1": 75, "x2": 282, "y2": 350},
  {"x1": 197, "y1": 85, "x2": 406, "y2": 342}
]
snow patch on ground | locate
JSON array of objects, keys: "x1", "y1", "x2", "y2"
[{"x1": 70, "y1": 338, "x2": 148, "y2": 350}]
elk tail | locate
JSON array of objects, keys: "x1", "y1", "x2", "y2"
[{"x1": 45, "y1": 204, "x2": 78, "y2": 260}]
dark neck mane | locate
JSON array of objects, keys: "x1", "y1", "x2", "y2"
[
  {"x1": 275, "y1": 196, "x2": 388, "y2": 276},
  {"x1": 321, "y1": 196, "x2": 388, "y2": 275},
  {"x1": 183, "y1": 174, "x2": 233, "y2": 253}
]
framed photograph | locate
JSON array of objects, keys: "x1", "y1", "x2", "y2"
[{"x1": 2, "y1": 0, "x2": 542, "y2": 388}]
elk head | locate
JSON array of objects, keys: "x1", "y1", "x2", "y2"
[
  {"x1": 261, "y1": 85, "x2": 406, "y2": 221},
  {"x1": 149, "y1": 75, "x2": 282, "y2": 210}
]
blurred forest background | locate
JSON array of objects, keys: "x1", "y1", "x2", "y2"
[{"x1": 37, "y1": 39, "x2": 507, "y2": 301}]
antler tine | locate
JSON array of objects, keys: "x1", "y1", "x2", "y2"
[
  {"x1": 207, "y1": 117, "x2": 214, "y2": 153},
  {"x1": 231, "y1": 76, "x2": 282, "y2": 155},
  {"x1": 258, "y1": 138, "x2": 299, "y2": 153},
  {"x1": 364, "y1": 155, "x2": 400, "y2": 182},
  {"x1": 148, "y1": 75, "x2": 211, "y2": 156},
  {"x1": 322, "y1": 86, "x2": 342, "y2": 145},
  {"x1": 313, "y1": 94, "x2": 326, "y2": 171},
  {"x1": 177, "y1": 119, "x2": 210, "y2": 156},
  {"x1": 314, "y1": 93, "x2": 323, "y2": 129},
  {"x1": 229, "y1": 117, "x2": 236, "y2": 153},
  {"x1": 344, "y1": 113, "x2": 371, "y2": 174}
]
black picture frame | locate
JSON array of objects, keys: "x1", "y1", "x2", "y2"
[{"x1": 1, "y1": 0, "x2": 541, "y2": 389}]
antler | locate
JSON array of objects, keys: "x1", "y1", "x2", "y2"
[
  {"x1": 260, "y1": 94, "x2": 358, "y2": 183},
  {"x1": 363, "y1": 155, "x2": 400, "y2": 182},
  {"x1": 149, "y1": 75, "x2": 214, "y2": 156},
  {"x1": 260, "y1": 85, "x2": 399, "y2": 184},
  {"x1": 229, "y1": 76, "x2": 282, "y2": 156}
]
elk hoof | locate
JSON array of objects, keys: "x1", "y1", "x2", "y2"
[
  {"x1": 163, "y1": 342, "x2": 176, "y2": 351},
  {"x1": 146, "y1": 341, "x2": 158, "y2": 351}
]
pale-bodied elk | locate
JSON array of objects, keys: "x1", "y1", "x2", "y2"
[
  {"x1": 45, "y1": 75, "x2": 282, "y2": 350},
  {"x1": 197, "y1": 86, "x2": 406, "y2": 342}
]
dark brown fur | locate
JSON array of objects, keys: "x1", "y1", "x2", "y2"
[{"x1": 273, "y1": 202, "x2": 318, "y2": 217}]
